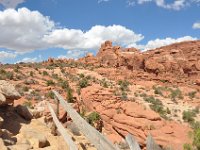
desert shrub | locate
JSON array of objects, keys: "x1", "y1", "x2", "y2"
[
  {"x1": 118, "y1": 80, "x2": 130, "y2": 91},
  {"x1": 121, "y1": 91, "x2": 128, "y2": 100},
  {"x1": 5, "y1": 71, "x2": 14, "y2": 80},
  {"x1": 86, "y1": 112, "x2": 100, "y2": 125},
  {"x1": 0, "y1": 69, "x2": 6, "y2": 74},
  {"x1": 59, "y1": 80, "x2": 69, "y2": 90},
  {"x1": 52, "y1": 73, "x2": 59, "y2": 79},
  {"x1": 46, "y1": 80, "x2": 55, "y2": 86},
  {"x1": 78, "y1": 78, "x2": 89, "y2": 88},
  {"x1": 78, "y1": 73, "x2": 85, "y2": 78},
  {"x1": 100, "y1": 78, "x2": 109, "y2": 88},
  {"x1": 46, "y1": 66, "x2": 55, "y2": 70},
  {"x1": 169, "y1": 88, "x2": 183, "y2": 100},
  {"x1": 67, "y1": 88, "x2": 74, "y2": 103},
  {"x1": 153, "y1": 86, "x2": 164, "y2": 96},
  {"x1": 182, "y1": 110, "x2": 196, "y2": 123},
  {"x1": 42, "y1": 71, "x2": 48, "y2": 76},
  {"x1": 14, "y1": 66, "x2": 20, "y2": 72},
  {"x1": 46, "y1": 91, "x2": 55, "y2": 99},
  {"x1": 23, "y1": 101, "x2": 33, "y2": 109},
  {"x1": 193, "y1": 128, "x2": 200, "y2": 149},
  {"x1": 144, "y1": 96, "x2": 169, "y2": 119},
  {"x1": 0, "y1": 69, "x2": 14, "y2": 80},
  {"x1": 140, "y1": 93, "x2": 147, "y2": 97},
  {"x1": 183, "y1": 143, "x2": 193, "y2": 150},
  {"x1": 188, "y1": 91, "x2": 197, "y2": 100},
  {"x1": 29, "y1": 71, "x2": 34, "y2": 77},
  {"x1": 22, "y1": 86, "x2": 29, "y2": 92}
]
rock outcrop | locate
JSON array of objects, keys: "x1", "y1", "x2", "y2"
[
  {"x1": 79, "y1": 40, "x2": 200, "y2": 86},
  {"x1": 0, "y1": 80, "x2": 21, "y2": 106},
  {"x1": 81, "y1": 84, "x2": 191, "y2": 149}
]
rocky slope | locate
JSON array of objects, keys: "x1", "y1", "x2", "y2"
[{"x1": 0, "y1": 40, "x2": 199, "y2": 149}]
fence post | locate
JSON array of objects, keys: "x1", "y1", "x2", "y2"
[
  {"x1": 146, "y1": 134, "x2": 162, "y2": 150},
  {"x1": 55, "y1": 95, "x2": 60, "y2": 118},
  {"x1": 125, "y1": 134, "x2": 141, "y2": 150}
]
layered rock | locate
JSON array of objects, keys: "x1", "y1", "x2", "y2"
[
  {"x1": 79, "y1": 40, "x2": 200, "y2": 86},
  {"x1": 80, "y1": 84, "x2": 191, "y2": 149}
]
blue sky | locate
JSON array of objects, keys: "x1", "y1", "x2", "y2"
[{"x1": 0, "y1": 0, "x2": 199, "y2": 64}]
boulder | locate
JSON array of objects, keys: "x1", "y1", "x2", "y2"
[
  {"x1": 20, "y1": 129, "x2": 50, "y2": 148},
  {"x1": 15, "y1": 105, "x2": 33, "y2": 121},
  {"x1": 0, "y1": 80, "x2": 21, "y2": 106}
]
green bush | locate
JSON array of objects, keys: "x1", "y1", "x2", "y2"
[
  {"x1": 43, "y1": 71, "x2": 48, "y2": 76},
  {"x1": 153, "y1": 86, "x2": 164, "y2": 96},
  {"x1": 182, "y1": 110, "x2": 196, "y2": 123},
  {"x1": 121, "y1": 91, "x2": 128, "y2": 100},
  {"x1": 169, "y1": 88, "x2": 183, "y2": 100},
  {"x1": 46, "y1": 91, "x2": 55, "y2": 99},
  {"x1": 67, "y1": 88, "x2": 74, "y2": 103},
  {"x1": 86, "y1": 112, "x2": 100, "y2": 125},
  {"x1": 60, "y1": 80, "x2": 69, "y2": 90},
  {"x1": 46, "y1": 80, "x2": 55, "y2": 86},
  {"x1": 183, "y1": 143, "x2": 193, "y2": 150},
  {"x1": 188, "y1": 91, "x2": 197, "y2": 100},
  {"x1": 193, "y1": 128, "x2": 200, "y2": 149},
  {"x1": 79, "y1": 78, "x2": 89, "y2": 88},
  {"x1": 118, "y1": 80, "x2": 130, "y2": 91},
  {"x1": 100, "y1": 79, "x2": 109, "y2": 88},
  {"x1": 144, "y1": 96, "x2": 169, "y2": 119},
  {"x1": 0, "y1": 69, "x2": 14, "y2": 80}
]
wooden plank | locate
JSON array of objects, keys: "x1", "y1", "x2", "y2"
[
  {"x1": 125, "y1": 134, "x2": 141, "y2": 150},
  {"x1": 146, "y1": 134, "x2": 162, "y2": 150},
  {"x1": 47, "y1": 103, "x2": 78, "y2": 150},
  {"x1": 53, "y1": 90, "x2": 117, "y2": 150}
]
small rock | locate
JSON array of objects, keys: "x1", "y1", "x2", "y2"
[{"x1": 15, "y1": 105, "x2": 33, "y2": 121}]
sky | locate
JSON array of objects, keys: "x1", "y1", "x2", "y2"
[{"x1": 0, "y1": 0, "x2": 199, "y2": 64}]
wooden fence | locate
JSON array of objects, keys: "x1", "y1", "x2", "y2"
[{"x1": 47, "y1": 90, "x2": 163, "y2": 150}]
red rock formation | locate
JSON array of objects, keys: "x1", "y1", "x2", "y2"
[
  {"x1": 79, "y1": 40, "x2": 200, "y2": 86},
  {"x1": 80, "y1": 84, "x2": 191, "y2": 149}
]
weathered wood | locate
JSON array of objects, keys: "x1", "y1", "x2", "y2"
[
  {"x1": 53, "y1": 90, "x2": 117, "y2": 150},
  {"x1": 146, "y1": 134, "x2": 162, "y2": 150},
  {"x1": 56, "y1": 97, "x2": 60, "y2": 118},
  {"x1": 125, "y1": 134, "x2": 141, "y2": 150},
  {"x1": 47, "y1": 103, "x2": 78, "y2": 150}
]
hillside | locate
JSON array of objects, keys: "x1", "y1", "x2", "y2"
[{"x1": 0, "y1": 40, "x2": 200, "y2": 150}]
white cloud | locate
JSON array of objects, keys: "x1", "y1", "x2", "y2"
[
  {"x1": 0, "y1": 0, "x2": 25, "y2": 8},
  {"x1": 0, "y1": 8, "x2": 54, "y2": 52},
  {"x1": 98, "y1": 0, "x2": 110, "y2": 3},
  {"x1": 136, "y1": 0, "x2": 188, "y2": 10},
  {"x1": 0, "y1": 8, "x2": 144, "y2": 52},
  {"x1": 0, "y1": 51, "x2": 16, "y2": 61},
  {"x1": 193, "y1": 22, "x2": 200, "y2": 29},
  {"x1": 16, "y1": 57, "x2": 38, "y2": 63},
  {"x1": 58, "y1": 50, "x2": 87, "y2": 60},
  {"x1": 44, "y1": 25, "x2": 144, "y2": 50},
  {"x1": 99, "y1": 0, "x2": 200, "y2": 9},
  {"x1": 0, "y1": 7, "x2": 197, "y2": 57},
  {"x1": 132, "y1": 36, "x2": 197, "y2": 50}
]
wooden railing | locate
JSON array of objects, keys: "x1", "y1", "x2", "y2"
[{"x1": 48, "y1": 90, "x2": 163, "y2": 150}]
